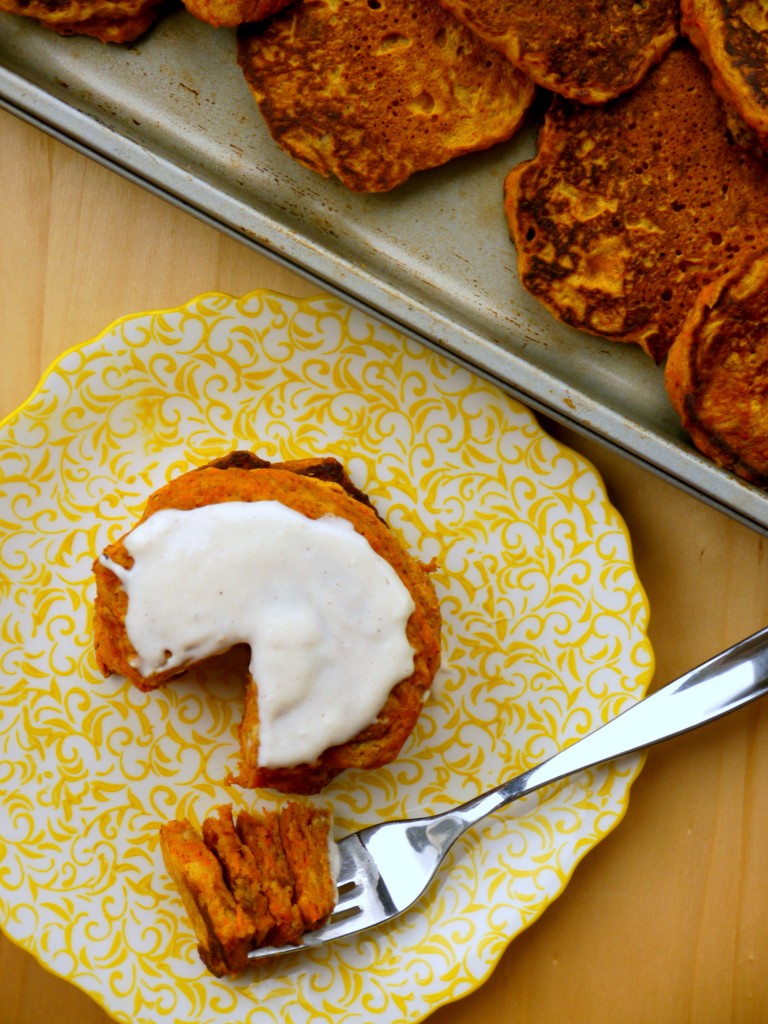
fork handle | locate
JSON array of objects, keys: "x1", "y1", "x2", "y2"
[{"x1": 455, "y1": 624, "x2": 768, "y2": 829}]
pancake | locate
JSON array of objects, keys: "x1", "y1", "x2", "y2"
[
  {"x1": 436, "y1": 0, "x2": 679, "y2": 103},
  {"x1": 236, "y1": 0, "x2": 536, "y2": 193},
  {"x1": 0, "y1": 0, "x2": 163, "y2": 41},
  {"x1": 504, "y1": 45, "x2": 768, "y2": 363},
  {"x1": 681, "y1": 0, "x2": 768, "y2": 152},
  {"x1": 161, "y1": 801, "x2": 336, "y2": 975},
  {"x1": 159, "y1": 819, "x2": 257, "y2": 977},
  {"x1": 180, "y1": 0, "x2": 291, "y2": 29},
  {"x1": 665, "y1": 250, "x2": 768, "y2": 487},
  {"x1": 201, "y1": 805, "x2": 274, "y2": 946},
  {"x1": 93, "y1": 451, "x2": 442, "y2": 794},
  {"x1": 275, "y1": 801, "x2": 338, "y2": 932},
  {"x1": 236, "y1": 807, "x2": 305, "y2": 944}
]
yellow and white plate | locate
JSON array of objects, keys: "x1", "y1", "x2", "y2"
[{"x1": 0, "y1": 291, "x2": 652, "y2": 1023}]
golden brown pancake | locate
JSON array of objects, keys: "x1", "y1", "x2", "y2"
[
  {"x1": 180, "y1": 0, "x2": 291, "y2": 29},
  {"x1": 504, "y1": 45, "x2": 768, "y2": 363},
  {"x1": 276, "y1": 802, "x2": 338, "y2": 932},
  {"x1": 201, "y1": 805, "x2": 274, "y2": 946},
  {"x1": 161, "y1": 801, "x2": 336, "y2": 975},
  {"x1": 93, "y1": 451, "x2": 442, "y2": 794},
  {"x1": 236, "y1": 0, "x2": 536, "y2": 193},
  {"x1": 436, "y1": 0, "x2": 679, "y2": 103},
  {"x1": 236, "y1": 807, "x2": 305, "y2": 944},
  {"x1": 0, "y1": 0, "x2": 164, "y2": 41},
  {"x1": 665, "y1": 250, "x2": 768, "y2": 487},
  {"x1": 159, "y1": 818, "x2": 257, "y2": 977},
  {"x1": 681, "y1": 0, "x2": 768, "y2": 152}
]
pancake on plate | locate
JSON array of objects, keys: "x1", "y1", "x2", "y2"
[
  {"x1": 236, "y1": 0, "x2": 536, "y2": 192},
  {"x1": 93, "y1": 450, "x2": 442, "y2": 794},
  {"x1": 504, "y1": 45, "x2": 768, "y2": 363},
  {"x1": 436, "y1": 0, "x2": 679, "y2": 103},
  {"x1": 0, "y1": 0, "x2": 164, "y2": 40},
  {"x1": 665, "y1": 249, "x2": 768, "y2": 487},
  {"x1": 681, "y1": 0, "x2": 768, "y2": 151},
  {"x1": 161, "y1": 801, "x2": 336, "y2": 976},
  {"x1": 180, "y1": 0, "x2": 291, "y2": 29}
]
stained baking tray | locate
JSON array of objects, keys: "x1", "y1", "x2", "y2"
[{"x1": 2, "y1": 9, "x2": 766, "y2": 535}]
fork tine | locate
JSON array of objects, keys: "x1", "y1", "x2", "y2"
[
  {"x1": 332, "y1": 877, "x2": 363, "y2": 909},
  {"x1": 246, "y1": 899, "x2": 367, "y2": 961}
]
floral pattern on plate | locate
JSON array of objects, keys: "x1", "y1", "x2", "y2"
[{"x1": 0, "y1": 290, "x2": 652, "y2": 1023}]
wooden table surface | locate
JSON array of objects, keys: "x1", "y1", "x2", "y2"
[{"x1": 1, "y1": 106, "x2": 768, "y2": 1024}]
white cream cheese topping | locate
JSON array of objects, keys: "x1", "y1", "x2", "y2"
[{"x1": 100, "y1": 501, "x2": 416, "y2": 768}]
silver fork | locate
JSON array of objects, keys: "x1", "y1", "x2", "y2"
[{"x1": 249, "y1": 624, "x2": 768, "y2": 961}]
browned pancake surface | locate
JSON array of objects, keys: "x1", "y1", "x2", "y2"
[
  {"x1": 682, "y1": 0, "x2": 768, "y2": 150},
  {"x1": 437, "y1": 0, "x2": 679, "y2": 103},
  {"x1": 0, "y1": 0, "x2": 163, "y2": 40},
  {"x1": 180, "y1": 0, "x2": 291, "y2": 29},
  {"x1": 236, "y1": 0, "x2": 535, "y2": 193},
  {"x1": 505, "y1": 45, "x2": 768, "y2": 363},
  {"x1": 665, "y1": 250, "x2": 768, "y2": 486}
]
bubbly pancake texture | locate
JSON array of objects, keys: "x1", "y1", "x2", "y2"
[
  {"x1": 0, "y1": 0, "x2": 163, "y2": 40},
  {"x1": 436, "y1": 0, "x2": 679, "y2": 103},
  {"x1": 682, "y1": 0, "x2": 768, "y2": 151},
  {"x1": 504, "y1": 45, "x2": 768, "y2": 363},
  {"x1": 236, "y1": 0, "x2": 536, "y2": 193},
  {"x1": 93, "y1": 451, "x2": 442, "y2": 794},
  {"x1": 665, "y1": 250, "x2": 768, "y2": 487}
]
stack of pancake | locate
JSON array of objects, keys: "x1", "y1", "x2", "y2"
[
  {"x1": 160, "y1": 802, "x2": 337, "y2": 976},
  {"x1": 93, "y1": 449, "x2": 443, "y2": 795}
]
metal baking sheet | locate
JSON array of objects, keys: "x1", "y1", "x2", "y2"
[{"x1": 2, "y1": 10, "x2": 767, "y2": 535}]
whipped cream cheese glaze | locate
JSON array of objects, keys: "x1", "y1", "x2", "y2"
[{"x1": 100, "y1": 501, "x2": 416, "y2": 768}]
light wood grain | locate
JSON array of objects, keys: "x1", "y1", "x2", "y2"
[{"x1": 2, "y1": 106, "x2": 768, "y2": 1024}]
